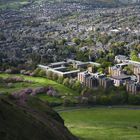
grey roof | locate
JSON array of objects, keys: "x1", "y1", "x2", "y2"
[
  {"x1": 49, "y1": 61, "x2": 67, "y2": 66},
  {"x1": 111, "y1": 75, "x2": 131, "y2": 80}
]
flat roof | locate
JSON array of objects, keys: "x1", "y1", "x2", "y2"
[
  {"x1": 116, "y1": 63, "x2": 129, "y2": 66},
  {"x1": 49, "y1": 61, "x2": 67, "y2": 66},
  {"x1": 111, "y1": 75, "x2": 131, "y2": 80},
  {"x1": 53, "y1": 66, "x2": 66, "y2": 70},
  {"x1": 127, "y1": 60, "x2": 140, "y2": 66},
  {"x1": 38, "y1": 65, "x2": 49, "y2": 69}
]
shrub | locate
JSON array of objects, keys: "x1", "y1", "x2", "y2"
[
  {"x1": 63, "y1": 78, "x2": 69, "y2": 86},
  {"x1": 57, "y1": 76, "x2": 64, "y2": 84},
  {"x1": 33, "y1": 68, "x2": 41, "y2": 76},
  {"x1": 47, "y1": 71, "x2": 53, "y2": 79},
  {"x1": 38, "y1": 69, "x2": 46, "y2": 77},
  {"x1": 63, "y1": 99, "x2": 75, "y2": 107},
  {"x1": 128, "y1": 95, "x2": 140, "y2": 105},
  {"x1": 52, "y1": 73, "x2": 58, "y2": 81},
  {"x1": 97, "y1": 95, "x2": 111, "y2": 105}
]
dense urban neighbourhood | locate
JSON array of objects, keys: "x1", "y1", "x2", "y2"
[{"x1": 0, "y1": 0, "x2": 140, "y2": 70}]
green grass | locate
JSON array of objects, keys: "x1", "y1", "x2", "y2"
[
  {"x1": 0, "y1": 82, "x2": 38, "y2": 93},
  {"x1": 0, "y1": 73, "x2": 77, "y2": 95},
  {"x1": 60, "y1": 108, "x2": 140, "y2": 140},
  {"x1": 0, "y1": 74, "x2": 77, "y2": 103},
  {"x1": 36, "y1": 94, "x2": 63, "y2": 103}
]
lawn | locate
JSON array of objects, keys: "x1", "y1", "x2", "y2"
[
  {"x1": 60, "y1": 108, "x2": 140, "y2": 140},
  {"x1": 0, "y1": 73, "x2": 77, "y2": 94}
]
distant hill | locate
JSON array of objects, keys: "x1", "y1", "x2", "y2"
[
  {"x1": 0, "y1": 95, "x2": 78, "y2": 140},
  {"x1": 0, "y1": 0, "x2": 139, "y2": 9}
]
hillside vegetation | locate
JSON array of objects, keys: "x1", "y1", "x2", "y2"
[{"x1": 0, "y1": 95, "x2": 78, "y2": 140}]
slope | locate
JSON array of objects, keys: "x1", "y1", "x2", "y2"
[{"x1": 0, "y1": 95, "x2": 78, "y2": 140}]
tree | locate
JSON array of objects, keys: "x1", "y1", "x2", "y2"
[
  {"x1": 109, "y1": 92, "x2": 127, "y2": 105},
  {"x1": 98, "y1": 95, "x2": 111, "y2": 105},
  {"x1": 128, "y1": 95, "x2": 140, "y2": 105},
  {"x1": 59, "y1": 39, "x2": 67, "y2": 45},
  {"x1": 123, "y1": 66, "x2": 133, "y2": 75},
  {"x1": 38, "y1": 69, "x2": 46, "y2": 77},
  {"x1": 63, "y1": 78, "x2": 70, "y2": 87},
  {"x1": 81, "y1": 88, "x2": 94, "y2": 97},
  {"x1": 57, "y1": 76, "x2": 64, "y2": 84},
  {"x1": 52, "y1": 73, "x2": 58, "y2": 81},
  {"x1": 47, "y1": 71, "x2": 53, "y2": 79},
  {"x1": 33, "y1": 68, "x2": 41, "y2": 76},
  {"x1": 69, "y1": 78, "x2": 75, "y2": 88},
  {"x1": 97, "y1": 67, "x2": 104, "y2": 74},
  {"x1": 63, "y1": 98, "x2": 75, "y2": 107},
  {"x1": 72, "y1": 81, "x2": 82, "y2": 93},
  {"x1": 72, "y1": 38, "x2": 81, "y2": 45},
  {"x1": 130, "y1": 50, "x2": 140, "y2": 62}
]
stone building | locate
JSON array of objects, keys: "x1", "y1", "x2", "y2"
[
  {"x1": 108, "y1": 66, "x2": 122, "y2": 76},
  {"x1": 78, "y1": 71, "x2": 113, "y2": 89},
  {"x1": 134, "y1": 66, "x2": 140, "y2": 75},
  {"x1": 111, "y1": 74, "x2": 131, "y2": 87},
  {"x1": 98, "y1": 77, "x2": 114, "y2": 89},
  {"x1": 78, "y1": 71, "x2": 98, "y2": 89},
  {"x1": 126, "y1": 81, "x2": 140, "y2": 95}
]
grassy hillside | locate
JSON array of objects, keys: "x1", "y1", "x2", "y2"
[
  {"x1": 60, "y1": 108, "x2": 140, "y2": 140},
  {"x1": 0, "y1": 73, "x2": 78, "y2": 104},
  {"x1": 0, "y1": 95, "x2": 78, "y2": 140},
  {"x1": 0, "y1": 73, "x2": 77, "y2": 95}
]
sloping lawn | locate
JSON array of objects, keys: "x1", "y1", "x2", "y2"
[
  {"x1": 0, "y1": 73, "x2": 78, "y2": 103},
  {"x1": 60, "y1": 108, "x2": 140, "y2": 140},
  {"x1": 0, "y1": 73, "x2": 77, "y2": 95}
]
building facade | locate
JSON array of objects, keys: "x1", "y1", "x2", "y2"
[
  {"x1": 78, "y1": 71, "x2": 113, "y2": 89},
  {"x1": 126, "y1": 82, "x2": 140, "y2": 95}
]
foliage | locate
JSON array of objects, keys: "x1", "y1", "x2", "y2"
[
  {"x1": 128, "y1": 95, "x2": 140, "y2": 105},
  {"x1": 130, "y1": 50, "x2": 140, "y2": 62}
]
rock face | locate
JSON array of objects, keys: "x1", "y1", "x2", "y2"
[{"x1": 0, "y1": 95, "x2": 78, "y2": 140}]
